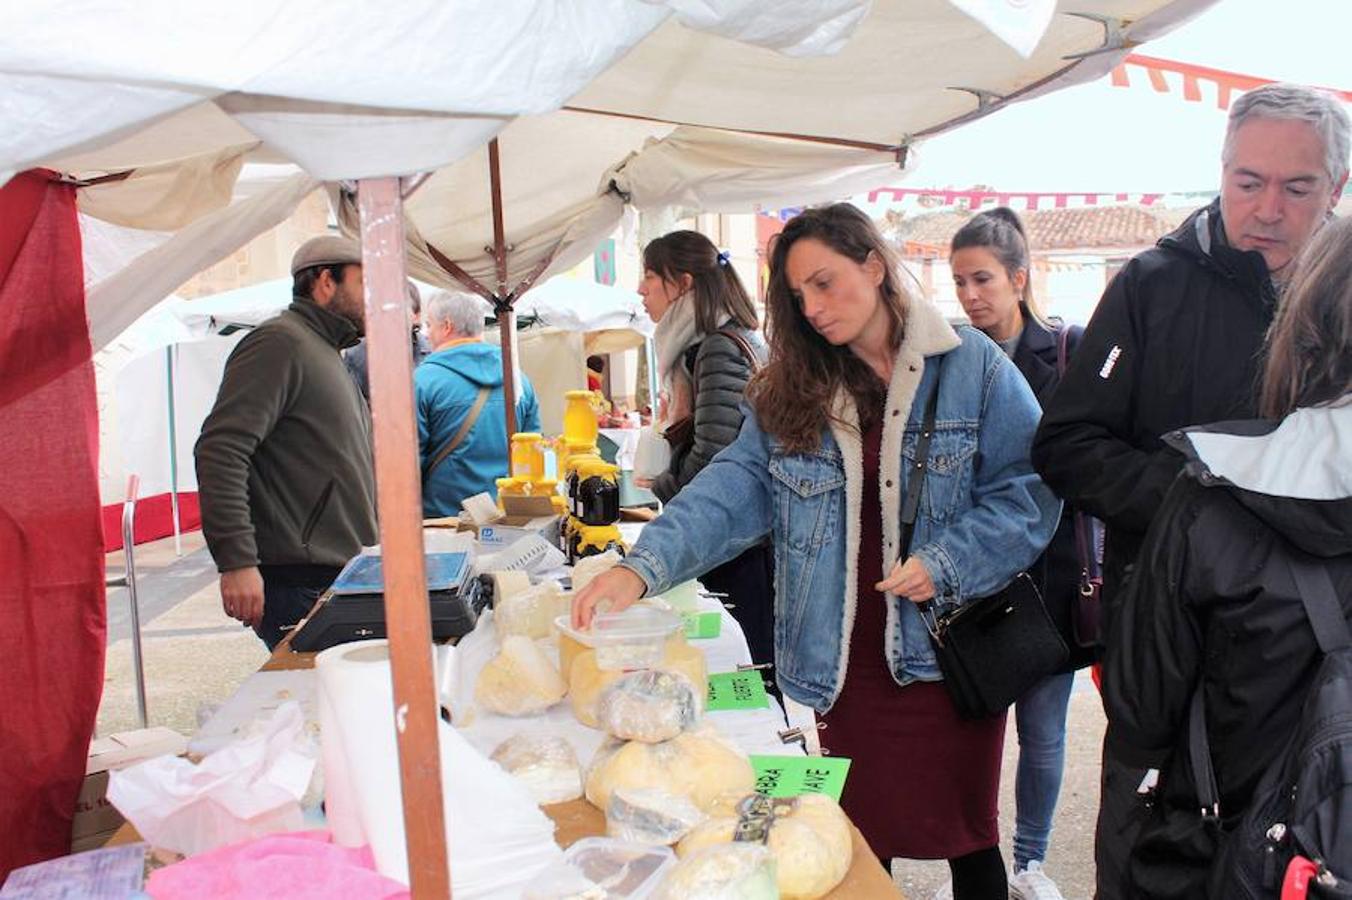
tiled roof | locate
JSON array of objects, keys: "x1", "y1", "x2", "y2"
[{"x1": 893, "y1": 204, "x2": 1194, "y2": 254}]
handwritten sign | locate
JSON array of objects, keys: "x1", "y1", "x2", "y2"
[
  {"x1": 705, "y1": 671, "x2": 769, "y2": 711},
  {"x1": 748, "y1": 755, "x2": 852, "y2": 802},
  {"x1": 683, "y1": 611, "x2": 722, "y2": 639}
]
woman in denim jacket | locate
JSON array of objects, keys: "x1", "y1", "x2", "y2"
[{"x1": 574, "y1": 204, "x2": 1060, "y2": 899}]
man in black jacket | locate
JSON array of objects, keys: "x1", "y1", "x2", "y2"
[
  {"x1": 1030, "y1": 82, "x2": 1349, "y2": 899},
  {"x1": 195, "y1": 235, "x2": 379, "y2": 649}
]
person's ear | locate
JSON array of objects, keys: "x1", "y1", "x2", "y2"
[
  {"x1": 863, "y1": 250, "x2": 886, "y2": 287},
  {"x1": 1013, "y1": 268, "x2": 1028, "y2": 294},
  {"x1": 679, "y1": 272, "x2": 694, "y2": 295}
]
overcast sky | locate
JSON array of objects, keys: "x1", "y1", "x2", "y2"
[{"x1": 903, "y1": 0, "x2": 1349, "y2": 195}]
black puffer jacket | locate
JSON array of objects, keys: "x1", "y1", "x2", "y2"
[
  {"x1": 652, "y1": 327, "x2": 766, "y2": 504},
  {"x1": 1031, "y1": 199, "x2": 1277, "y2": 615},
  {"x1": 1103, "y1": 406, "x2": 1352, "y2": 899},
  {"x1": 1011, "y1": 313, "x2": 1096, "y2": 670}
]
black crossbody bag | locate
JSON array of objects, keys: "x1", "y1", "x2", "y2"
[{"x1": 900, "y1": 361, "x2": 1068, "y2": 719}]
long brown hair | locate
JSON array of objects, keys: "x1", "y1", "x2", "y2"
[
  {"x1": 642, "y1": 230, "x2": 758, "y2": 333},
  {"x1": 749, "y1": 204, "x2": 909, "y2": 452},
  {"x1": 1260, "y1": 216, "x2": 1352, "y2": 418}
]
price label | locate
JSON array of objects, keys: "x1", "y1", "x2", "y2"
[
  {"x1": 748, "y1": 755, "x2": 852, "y2": 802},
  {"x1": 683, "y1": 611, "x2": 722, "y2": 639},
  {"x1": 705, "y1": 671, "x2": 769, "y2": 711}
]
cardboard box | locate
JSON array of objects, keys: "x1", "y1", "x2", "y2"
[
  {"x1": 71, "y1": 727, "x2": 188, "y2": 850},
  {"x1": 438, "y1": 496, "x2": 561, "y2": 547}
]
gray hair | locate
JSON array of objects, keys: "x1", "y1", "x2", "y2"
[
  {"x1": 424, "y1": 290, "x2": 487, "y2": 338},
  {"x1": 1223, "y1": 83, "x2": 1351, "y2": 186}
]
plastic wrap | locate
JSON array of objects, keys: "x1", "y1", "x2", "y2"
[
  {"x1": 523, "y1": 837, "x2": 676, "y2": 900},
  {"x1": 571, "y1": 550, "x2": 622, "y2": 593},
  {"x1": 585, "y1": 727, "x2": 756, "y2": 815},
  {"x1": 679, "y1": 793, "x2": 853, "y2": 900},
  {"x1": 490, "y1": 733, "x2": 583, "y2": 805},
  {"x1": 653, "y1": 843, "x2": 778, "y2": 900},
  {"x1": 475, "y1": 635, "x2": 567, "y2": 717},
  {"x1": 596, "y1": 669, "x2": 701, "y2": 743},
  {"x1": 570, "y1": 641, "x2": 707, "y2": 729},
  {"x1": 606, "y1": 787, "x2": 706, "y2": 846},
  {"x1": 496, "y1": 581, "x2": 569, "y2": 642}
]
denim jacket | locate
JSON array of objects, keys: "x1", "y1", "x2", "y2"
[{"x1": 622, "y1": 294, "x2": 1061, "y2": 713}]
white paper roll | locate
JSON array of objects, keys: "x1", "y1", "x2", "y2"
[{"x1": 316, "y1": 640, "x2": 563, "y2": 897}]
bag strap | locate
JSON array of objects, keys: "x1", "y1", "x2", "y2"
[
  {"x1": 1187, "y1": 551, "x2": 1349, "y2": 820},
  {"x1": 715, "y1": 327, "x2": 763, "y2": 373},
  {"x1": 899, "y1": 360, "x2": 942, "y2": 559},
  {"x1": 1288, "y1": 552, "x2": 1352, "y2": 653},
  {"x1": 1055, "y1": 324, "x2": 1103, "y2": 581},
  {"x1": 422, "y1": 385, "x2": 491, "y2": 483}
]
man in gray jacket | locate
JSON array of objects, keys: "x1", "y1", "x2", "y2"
[{"x1": 195, "y1": 235, "x2": 378, "y2": 648}]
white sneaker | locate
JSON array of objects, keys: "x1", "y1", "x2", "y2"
[
  {"x1": 1008, "y1": 861, "x2": 1065, "y2": 900},
  {"x1": 932, "y1": 881, "x2": 953, "y2": 900}
]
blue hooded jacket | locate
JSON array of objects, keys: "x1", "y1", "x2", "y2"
[{"x1": 415, "y1": 342, "x2": 540, "y2": 516}]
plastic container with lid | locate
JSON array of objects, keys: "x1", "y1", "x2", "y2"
[
  {"x1": 511, "y1": 432, "x2": 546, "y2": 480},
  {"x1": 523, "y1": 837, "x2": 675, "y2": 900},
  {"x1": 554, "y1": 605, "x2": 682, "y2": 672}
]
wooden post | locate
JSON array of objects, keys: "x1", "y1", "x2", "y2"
[
  {"x1": 487, "y1": 140, "x2": 518, "y2": 442},
  {"x1": 356, "y1": 176, "x2": 451, "y2": 899}
]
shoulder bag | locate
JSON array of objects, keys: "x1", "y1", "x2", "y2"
[
  {"x1": 1056, "y1": 325, "x2": 1107, "y2": 648},
  {"x1": 902, "y1": 358, "x2": 1069, "y2": 719}
]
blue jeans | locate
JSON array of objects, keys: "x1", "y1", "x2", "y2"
[{"x1": 1012, "y1": 671, "x2": 1075, "y2": 870}]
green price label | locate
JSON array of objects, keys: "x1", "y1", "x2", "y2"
[
  {"x1": 682, "y1": 611, "x2": 722, "y2": 639},
  {"x1": 705, "y1": 670, "x2": 769, "y2": 711},
  {"x1": 748, "y1": 755, "x2": 852, "y2": 802}
]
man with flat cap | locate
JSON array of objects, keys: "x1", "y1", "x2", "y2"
[{"x1": 195, "y1": 235, "x2": 379, "y2": 649}]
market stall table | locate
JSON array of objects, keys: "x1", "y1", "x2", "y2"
[{"x1": 108, "y1": 592, "x2": 901, "y2": 898}]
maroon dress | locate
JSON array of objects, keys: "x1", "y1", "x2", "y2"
[{"x1": 819, "y1": 408, "x2": 1006, "y2": 861}]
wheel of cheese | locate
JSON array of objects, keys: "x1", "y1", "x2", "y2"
[
  {"x1": 569, "y1": 639, "x2": 707, "y2": 729},
  {"x1": 585, "y1": 728, "x2": 754, "y2": 814},
  {"x1": 677, "y1": 793, "x2": 852, "y2": 900}
]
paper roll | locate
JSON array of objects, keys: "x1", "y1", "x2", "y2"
[{"x1": 316, "y1": 640, "x2": 563, "y2": 897}]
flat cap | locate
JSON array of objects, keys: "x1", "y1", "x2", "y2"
[{"x1": 290, "y1": 234, "x2": 362, "y2": 275}]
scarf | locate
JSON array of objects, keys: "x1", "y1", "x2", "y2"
[{"x1": 652, "y1": 293, "x2": 701, "y2": 426}]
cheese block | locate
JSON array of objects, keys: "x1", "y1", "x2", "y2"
[
  {"x1": 585, "y1": 728, "x2": 755, "y2": 815},
  {"x1": 489, "y1": 569, "x2": 532, "y2": 604},
  {"x1": 606, "y1": 787, "x2": 705, "y2": 846},
  {"x1": 569, "y1": 640, "x2": 707, "y2": 729},
  {"x1": 652, "y1": 843, "x2": 778, "y2": 900},
  {"x1": 597, "y1": 669, "x2": 701, "y2": 743},
  {"x1": 677, "y1": 793, "x2": 852, "y2": 900},
  {"x1": 475, "y1": 635, "x2": 567, "y2": 717},
  {"x1": 496, "y1": 581, "x2": 568, "y2": 642},
  {"x1": 490, "y1": 733, "x2": 582, "y2": 805}
]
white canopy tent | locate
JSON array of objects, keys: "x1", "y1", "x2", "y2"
[{"x1": 4, "y1": 0, "x2": 1217, "y2": 353}]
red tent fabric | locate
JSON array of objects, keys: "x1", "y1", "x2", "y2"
[{"x1": 0, "y1": 171, "x2": 107, "y2": 878}]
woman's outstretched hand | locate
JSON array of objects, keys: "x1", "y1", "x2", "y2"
[
  {"x1": 571, "y1": 566, "x2": 648, "y2": 630},
  {"x1": 876, "y1": 555, "x2": 936, "y2": 603}
]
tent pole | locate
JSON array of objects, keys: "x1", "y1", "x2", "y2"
[
  {"x1": 165, "y1": 346, "x2": 182, "y2": 557},
  {"x1": 357, "y1": 176, "x2": 451, "y2": 899},
  {"x1": 487, "y1": 139, "x2": 518, "y2": 440}
]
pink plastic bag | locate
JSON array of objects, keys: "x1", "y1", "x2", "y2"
[{"x1": 147, "y1": 830, "x2": 409, "y2": 899}]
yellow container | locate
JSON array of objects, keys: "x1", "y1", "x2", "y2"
[
  {"x1": 563, "y1": 390, "x2": 599, "y2": 448},
  {"x1": 510, "y1": 432, "x2": 546, "y2": 480},
  {"x1": 495, "y1": 476, "x2": 526, "y2": 499}
]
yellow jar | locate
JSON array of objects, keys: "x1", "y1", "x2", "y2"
[
  {"x1": 510, "y1": 432, "x2": 545, "y2": 480},
  {"x1": 563, "y1": 390, "x2": 599, "y2": 448}
]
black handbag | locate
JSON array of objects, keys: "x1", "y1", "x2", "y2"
[{"x1": 900, "y1": 362, "x2": 1068, "y2": 719}]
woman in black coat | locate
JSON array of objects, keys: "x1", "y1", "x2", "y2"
[
  {"x1": 950, "y1": 207, "x2": 1098, "y2": 900},
  {"x1": 1103, "y1": 216, "x2": 1352, "y2": 899},
  {"x1": 637, "y1": 230, "x2": 774, "y2": 666}
]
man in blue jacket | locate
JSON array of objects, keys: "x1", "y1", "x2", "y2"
[{"x1": 416, "y1": 290, "x2": 540, "y2": 516}]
